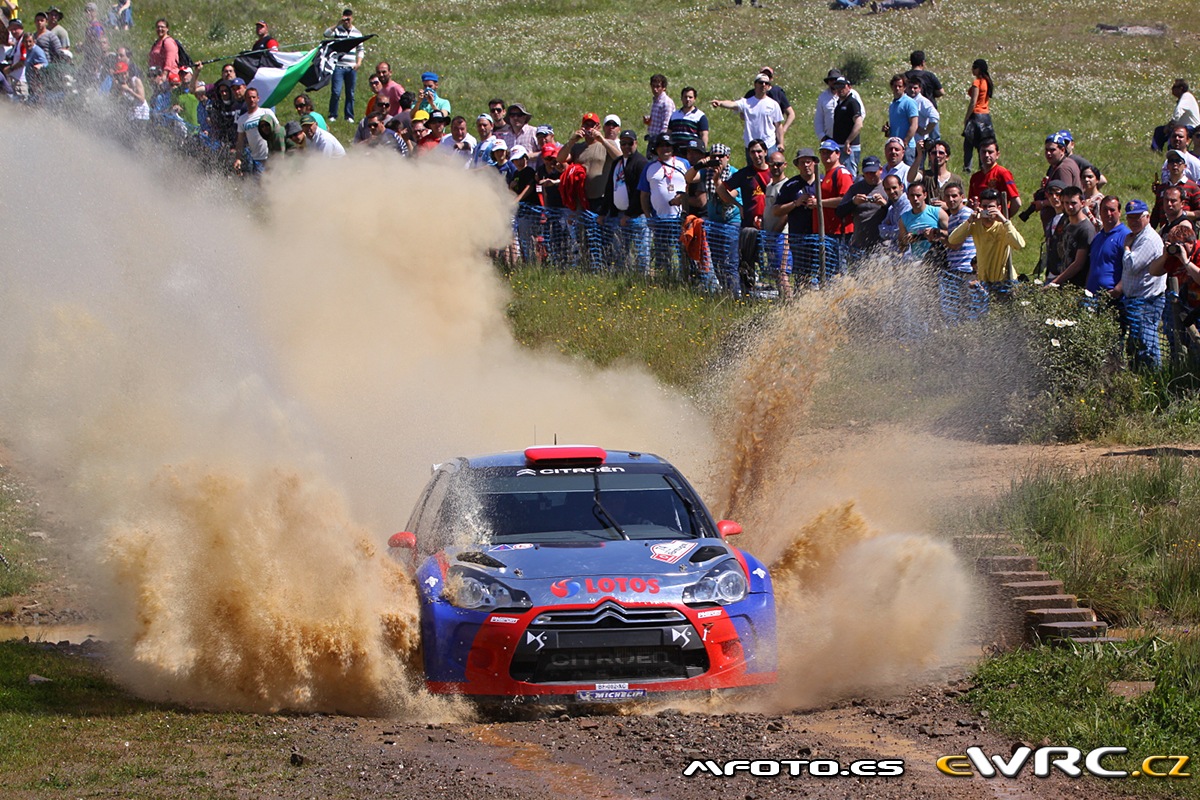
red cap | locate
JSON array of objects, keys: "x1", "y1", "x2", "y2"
[
  {"x1": 541, "y1": 143, "x2": 561, "y2": 158},
  {"x1": 581, "y1": 112, "x2": 600, "y2": 125},
  {"x1": 112, "y1": 60, "x2": 129, "y2": 74}
]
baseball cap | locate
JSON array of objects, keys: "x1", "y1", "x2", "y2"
[
  {"x1": 541, "y1": 143, "x2": 561, "y2": 158},
  {"x1": 1046, "y1": 131, "x2": 1070, "y2": 146},
  {"x1": 47, "y1": 5, "x2": 63, "y2": 17},
  {"x1": 759, "y1": 66, "x2": 775, "y2": 78},
  {"x1": 535, "y1": 124, "x2": 554, "y2": 136},
  {"x1": 179, "y1": 64, "x2": 193, "y2": 74},
  {"x1": 832, "y1": 76, "x2": 849, "y2": 87},
  {"x1": 491, "y1": 139, "x2": 509, "y2": 151},
  {"x1": 1045, "y1": 179, "x2": 1067, "y2": 193},
  {"x1": 230, "y1": 77, "x2": 246, "y2": 87},
  {"x1": 111, "y1": 59, "x2": 129, "y2": 74},
  {"x1": 1125, "y1": 199, "x2": 1149, "y2": 215},
  {"x1": 754, "y1": 72, "x2": 772, "y2": 84},
  {"x1": 581, "y1": 112, "x2": 600, "y2": 125},
  {"x1": 1166, "y1": 150, "x2": 1186, "y2": 163},
  {"x1": 509, "y1": 144, "x2": 527, "y2": 159},
  {"x1": 421, "y1": 71, "x2": 440, "y2": 83},
  {"x1": 255, "y1": 20, "x2": 267, "y2": 27},
  {"x1": 300, "y1": 114, "x2": 317, "y2": 126},
  {"x1": 1056, "y1": 129, "x2": 1074, "y2": 142},
  {"x1": 861, "y1": 155, "x2": 882, "y2": 172},
  {"x1": 793, "y1": 147, "x2": 817, "y2": 162},
  {"x1": 477, "y1": 113, "x2": 491, "y2": 123},
  {"x1": 619, "y1": 129, "x2": 637, "y2": 142},
  {"x1": 411, "y1": 109, "x2": 430, "y2": 122},
  {"x1": 819, "y1": 138, "x2": 840, "y2": 152},
  {"x1": 603, "y1": 114, "x2": 621, "y2": 126},
  {"x1": 148, "y1": 66, "x2": 163, "y2": 77}
]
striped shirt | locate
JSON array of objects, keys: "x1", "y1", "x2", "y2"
[{"x1": 947, "y1": 206, "x2": 975, "y2": 272}]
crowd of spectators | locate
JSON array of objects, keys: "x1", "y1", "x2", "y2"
[{"x1": 4, "y1": 5, "x2": 1199, "y2": 366}]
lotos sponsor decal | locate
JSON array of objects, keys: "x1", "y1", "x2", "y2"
[
  {"x1": 696, "y1": 609, "x2": 723, "y2": 619},
  {"x1": 651, "y1": 540, "x2": 698, "y2": 564},
  {"x1": 584, "y1": 577, "x2": 660, "y2": 594},
  {"x1": 551, "y1": 580, "x2": 582, "y2": 598},
  {"x1": 490, "y1": 615, "x2": 521, "y2": 624}
]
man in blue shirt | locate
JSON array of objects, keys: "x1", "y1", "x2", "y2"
[
  {"x1": 1086, "y1": 195, "x2": 1128, "y2": 295},
  {"x1": 885, "y1": 73, "x2": 918, "y2": 161}
]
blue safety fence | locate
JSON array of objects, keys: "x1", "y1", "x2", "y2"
[{"x1": 510, "y1": 204, "x2": 856, "y2": 297}]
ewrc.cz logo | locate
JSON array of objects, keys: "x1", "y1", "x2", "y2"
[
  {"x1": 684, "y1": 759, "x2": 905, "y2": 778},
  {"x1": 936, "y1": 747, "x2": 1192, "y2": 779}
]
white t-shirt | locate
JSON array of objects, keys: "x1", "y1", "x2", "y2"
[
  {"x1": 236, "y1": 107, "x2": 280, "y2": 160},
  {"x1": 640, "y1": 157, "x2": 689, "y2": 217},
  {"x1": 734, "y1": 95, "x2": 784, "y2": 148},
  {"x1": 439, "y1": 132, "x2": 478, "y2": 160},
  {"x1": 1172, "y1": 91, "x2": 1200, "y2": 130},
  {"x1": 308, "y1": 126, "x2": 346, "y2": 157}
]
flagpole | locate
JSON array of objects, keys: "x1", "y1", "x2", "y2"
[{"x1": 193, "y1": 38, "x2": 365, "y2": 69}]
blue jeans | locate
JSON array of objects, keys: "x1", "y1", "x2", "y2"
[
  {"x1": 1124, "y1": 294, "x2": 1166, "y2": 368},
  {"x1": 329, "y1": 66, "x2": 357, "y2": 119},
  {"x1": 842, "y1": 144, "x2": 861, "y2": 178}
]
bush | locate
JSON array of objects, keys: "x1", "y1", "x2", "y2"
[{"x1": 838, "y1": 51, "x2": 873, "y2": 88}]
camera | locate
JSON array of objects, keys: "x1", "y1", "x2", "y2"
[{"x1": 1167, "y1": 242, "x2": 1186, "y2": 257}]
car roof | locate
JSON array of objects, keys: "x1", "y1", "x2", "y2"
[{"x1": 459, "y1": 447, "x2": 671, "y2": 470}]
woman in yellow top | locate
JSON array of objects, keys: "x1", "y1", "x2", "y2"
[{"x1": 962, "y1": 59, "x2": 993, "y2": 173}]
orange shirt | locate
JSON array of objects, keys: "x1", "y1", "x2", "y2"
[{"x1": 971, "y1": 77, "x2": 990, "y2": 115}]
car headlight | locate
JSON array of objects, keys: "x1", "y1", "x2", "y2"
[
  {"x1": 443, "y1": 569, "x2": 531, "y2": 611},
  {"x1": 683, "y1": 559, "x2": 748, "y2": 606}
]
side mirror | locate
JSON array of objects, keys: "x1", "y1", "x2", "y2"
[
  {"x1": 717, "y1": 520, "x2": 742, "y2": 537},
  {"x1": 388, "y1": 531, "x2": 417, "y2": 550}
]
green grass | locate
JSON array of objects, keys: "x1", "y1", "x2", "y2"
[
  {"x1": 0, "y1": 641, "x2": 325, "y2": 798},
  {"x1": 968, "y1": 635, "x2": 1200, "y2": 797},
  {"x1": 956, "y1": 456, "x2": 1200, "y2": 626},
  {"x1": 111, "y1": 0, "x2": 1200, "y2": 272},
  {"x1": 505, "y1": 266, "x2": 763, "y2": 388},
  {"x1": 0, "y1": 470, "x2": 44, "y2": 600}
]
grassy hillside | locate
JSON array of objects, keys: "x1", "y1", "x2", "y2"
[{"x1": 104, "y1": 0, "x2": 1200, "y2": 265}]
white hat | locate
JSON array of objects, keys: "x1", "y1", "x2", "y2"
[
  {"x1": 492, "y1": 139, "x2": 509, "y2": 151},
  {"x1": 511, "y1": 145, "x2": 530, "y2": 160},
  {"x1": 603, "y1": 114, "x2": 621, "y2": 126},
  {"x1": 755, "y1": 73, "x2": 772, "y2": 84}
]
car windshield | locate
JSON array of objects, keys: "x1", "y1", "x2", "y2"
[{"x1": 436, "y1": 470, "x2": 705, "y2": 544}]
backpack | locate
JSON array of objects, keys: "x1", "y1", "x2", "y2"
[{"x1": 172, "y1": 36, "x2": 195, "y2": 70}]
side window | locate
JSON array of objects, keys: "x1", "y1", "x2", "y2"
[{"x1": 410, "y1": 471, "x2": 452, "y2": 551}]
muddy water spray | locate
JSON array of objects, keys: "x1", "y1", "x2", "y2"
[
  {"x1": 0, "y1": 117, "x2": 706, "y2": 714},
  {"x1": 707, "y1": 259, "x2": 973, "y2": 710}
]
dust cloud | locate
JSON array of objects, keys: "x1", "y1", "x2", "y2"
[
  {"x1": 1, "y1": 113, "x2": 975, "y2": 717},
  {"x1": 0, "y1": 115, "x2": 704, "y2": 714}
]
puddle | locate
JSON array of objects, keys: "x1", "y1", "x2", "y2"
[{"x1": 0, "y1": 622, "x2": 105, "y2": 644}]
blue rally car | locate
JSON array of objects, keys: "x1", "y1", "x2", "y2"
[{"x1": 388, "y1": 445, "x2": 777, "y2": 703}]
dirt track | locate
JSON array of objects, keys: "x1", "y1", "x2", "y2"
[{"x1": 3, "y1": 430, "x2": 1183, "y2": 799}]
